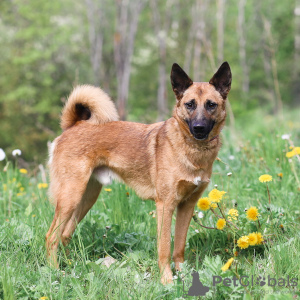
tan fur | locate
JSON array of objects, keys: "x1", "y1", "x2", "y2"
[
  {"x1": 60, "y1": 85, "x2": 119, "y2": 130},
  {"x1": 46, "y1": 63, "x2": 231, "y2": 284}
]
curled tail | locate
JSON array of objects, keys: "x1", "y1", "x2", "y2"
[{"x1": 61, "y1": 85, "x2": 119, "y2": 130}]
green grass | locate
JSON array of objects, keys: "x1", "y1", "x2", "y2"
[{"x1": 0, "y1": 109, "x2": 299, "y2": 300}]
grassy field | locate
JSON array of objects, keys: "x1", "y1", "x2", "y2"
[{"x1": 0, "y1": 109, "x2": 299, "y2": 300}]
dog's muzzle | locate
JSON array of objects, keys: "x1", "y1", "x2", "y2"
[{"x1": 188, "y1": 119, "x2": 215, "y2": 141}]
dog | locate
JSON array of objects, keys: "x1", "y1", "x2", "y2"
[{"x1": 46, "y1": 62, "x2": 232, "y2": 284}]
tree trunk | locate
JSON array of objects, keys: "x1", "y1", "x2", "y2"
[
  {"x1": 114, "y1": 0, "x2": 145, "y2": 120},
  {"x1": 85, "y1": 0, "x2": 104, "y2": 86},
  {"x1": 216, "y1": 0, "x2": 225, "y2": 65},
  {"x1": 237, "y1": 0, "x2": 249, "y2": 94},
  {"x1": 262, "y1": 16, "x2": 283, "y2": 115},
  {"x1": 150, "y1": 0, "x2": 171, "y2": 121},
  {"x1": 193, "y1": 0, "x2": 207, "y2": 80},
  {"x1": 293, "y1": 0, "x2": 300, "y2": 104}
]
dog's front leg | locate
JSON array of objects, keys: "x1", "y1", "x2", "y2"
[
  {"x1": 173, "y1": 183, "x2": 209, "y2": 270},
  {"x1": 156, "y1": 200, "x2": 175, "y2": 284}
]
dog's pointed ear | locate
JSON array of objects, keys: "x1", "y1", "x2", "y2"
[
  {"x1": 171, "y1": 63, "x2": 193, "y2": 100},
  {"x1": 209, "y1": 62, "x2": 232, "y2": 99}
]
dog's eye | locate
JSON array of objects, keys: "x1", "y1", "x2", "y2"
[
  {"x1": 185, "y1": 99, "x2": 196, "y2": 110},
  {"x1": 206, "y1": 100, "x2": 217, "y2": 110}
]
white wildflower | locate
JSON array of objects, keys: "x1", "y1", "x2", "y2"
[
  {"x1": 198, "y1": 212, "x2": 204, "y2": 219},
  {"x1": 12, "y1": 149, "x2": 22, "y2": 156},
  {"x1": 0, "y1": 149, "x2": 6, "y2": 161},
  {"x1": 281, "y1": 134, "x2": 290, "y2": 140}
]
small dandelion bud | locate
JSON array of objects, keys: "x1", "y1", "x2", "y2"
[
  {"x1": 234, "y1": 202, "x2": 238, "y2": 207},
  {"x1": 227, "y1": 172, "x2": 232, "y2": 176},
  {"x1": 103, "y1": 234, "x2": 107, "y2": 238},
  {"x1": 214, "y1": 184, "x2": 218, "y2": 188},
  {"x1": 105, "y1": 226, "x2": 111, "y2": 230},
  {"x1": 244, "y1": 208, "x2": 248, "y2": 212},
  {"x1": 267, "y1": 207, "x2": 271, "y2": 211}
]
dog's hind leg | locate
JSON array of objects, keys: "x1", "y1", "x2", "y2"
[
  {"x1": 46, "y1": 175, "x2": 101, "y2": 268},
  {"x1": 61, "y1": 177, "x2": 102, "y2": 247}
]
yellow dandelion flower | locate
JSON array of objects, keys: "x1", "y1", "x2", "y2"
[
  {"x1": 221, "y1": 257, "x2": 234, "y2": 272},
  {"x1": 104, "y1": 188, "x2": 112, "y2": 192},
  {"x1": 197, "y1": 197, "x2": 210, "y2": 211},
  {"x1": 259, "y1": 174, "x2": 272, "y2": 183},
  {"x1": 40, "y1": 297, "x2": 48, "y2": 300},
  {"x1": 16, "y1": 192, "x2": 24, "y2": 197},
  {"x1": 210, "y1": 203, "x2": 218, "y2": 209},
  {"x1": 237, "y1": 236, "x2": 249, "y2": 249},
  {"x1": 286, "y1": 147, "x2": 300, "y2": 158},
  {"x1": 19, "y1": 187, "x2": 24, "y2": 192},
  {"x1": 255, "y1": 232, "x2": 264, "y2": 245},
  {"x1": 228, "y1": 208, "x2": 239, "y2": 217},
  {"x1": 38, "y1": 183, "x2": 48, "y2": 189},
  {"x1": 277, "y1": 173, "x2": 283, "y2": 178},
  {"x1": 248, "y1": 233, "x2": 258, "y2": 246},
  {"x1": 216, "y1": 218, "x2": 226, "y2": 230},
  {"x1": 246, "y1": 206, "x2": 260, "y2": 221},
  {"x1": 208, "y1": 189, "x2": 226, "y2": 203},
  {"x1": 19, "y1": 169, "x2": 28, "y2": 174}
]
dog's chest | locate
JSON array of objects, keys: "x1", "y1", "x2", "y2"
[{"x1": 176, "y1": 170, "x2": 211, "y2": 200}]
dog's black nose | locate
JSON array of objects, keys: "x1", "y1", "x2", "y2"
[{"x1": 193, "y1": 125, "x2": 206, "y2": 134}]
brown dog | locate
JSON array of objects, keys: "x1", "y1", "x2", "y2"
[{"x1": 46, "y1": 62, "x2": 231, "y2": 284}]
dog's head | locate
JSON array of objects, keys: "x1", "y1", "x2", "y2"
[{"x1": 171, "y1": 62, "x2": 232, "y2": 141}]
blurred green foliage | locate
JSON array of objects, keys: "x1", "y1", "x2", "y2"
[{"x1": 0, "y1": 0, "x2": 298, "y2": 162}]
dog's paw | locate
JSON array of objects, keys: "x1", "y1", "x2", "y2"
[{"x1": 160, "y1": 269, "x2": 173, "y2": 285}]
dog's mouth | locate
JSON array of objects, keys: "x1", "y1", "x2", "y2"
[{"x1": 193, "y1": 133, "x2": 209, "y2": 140}]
